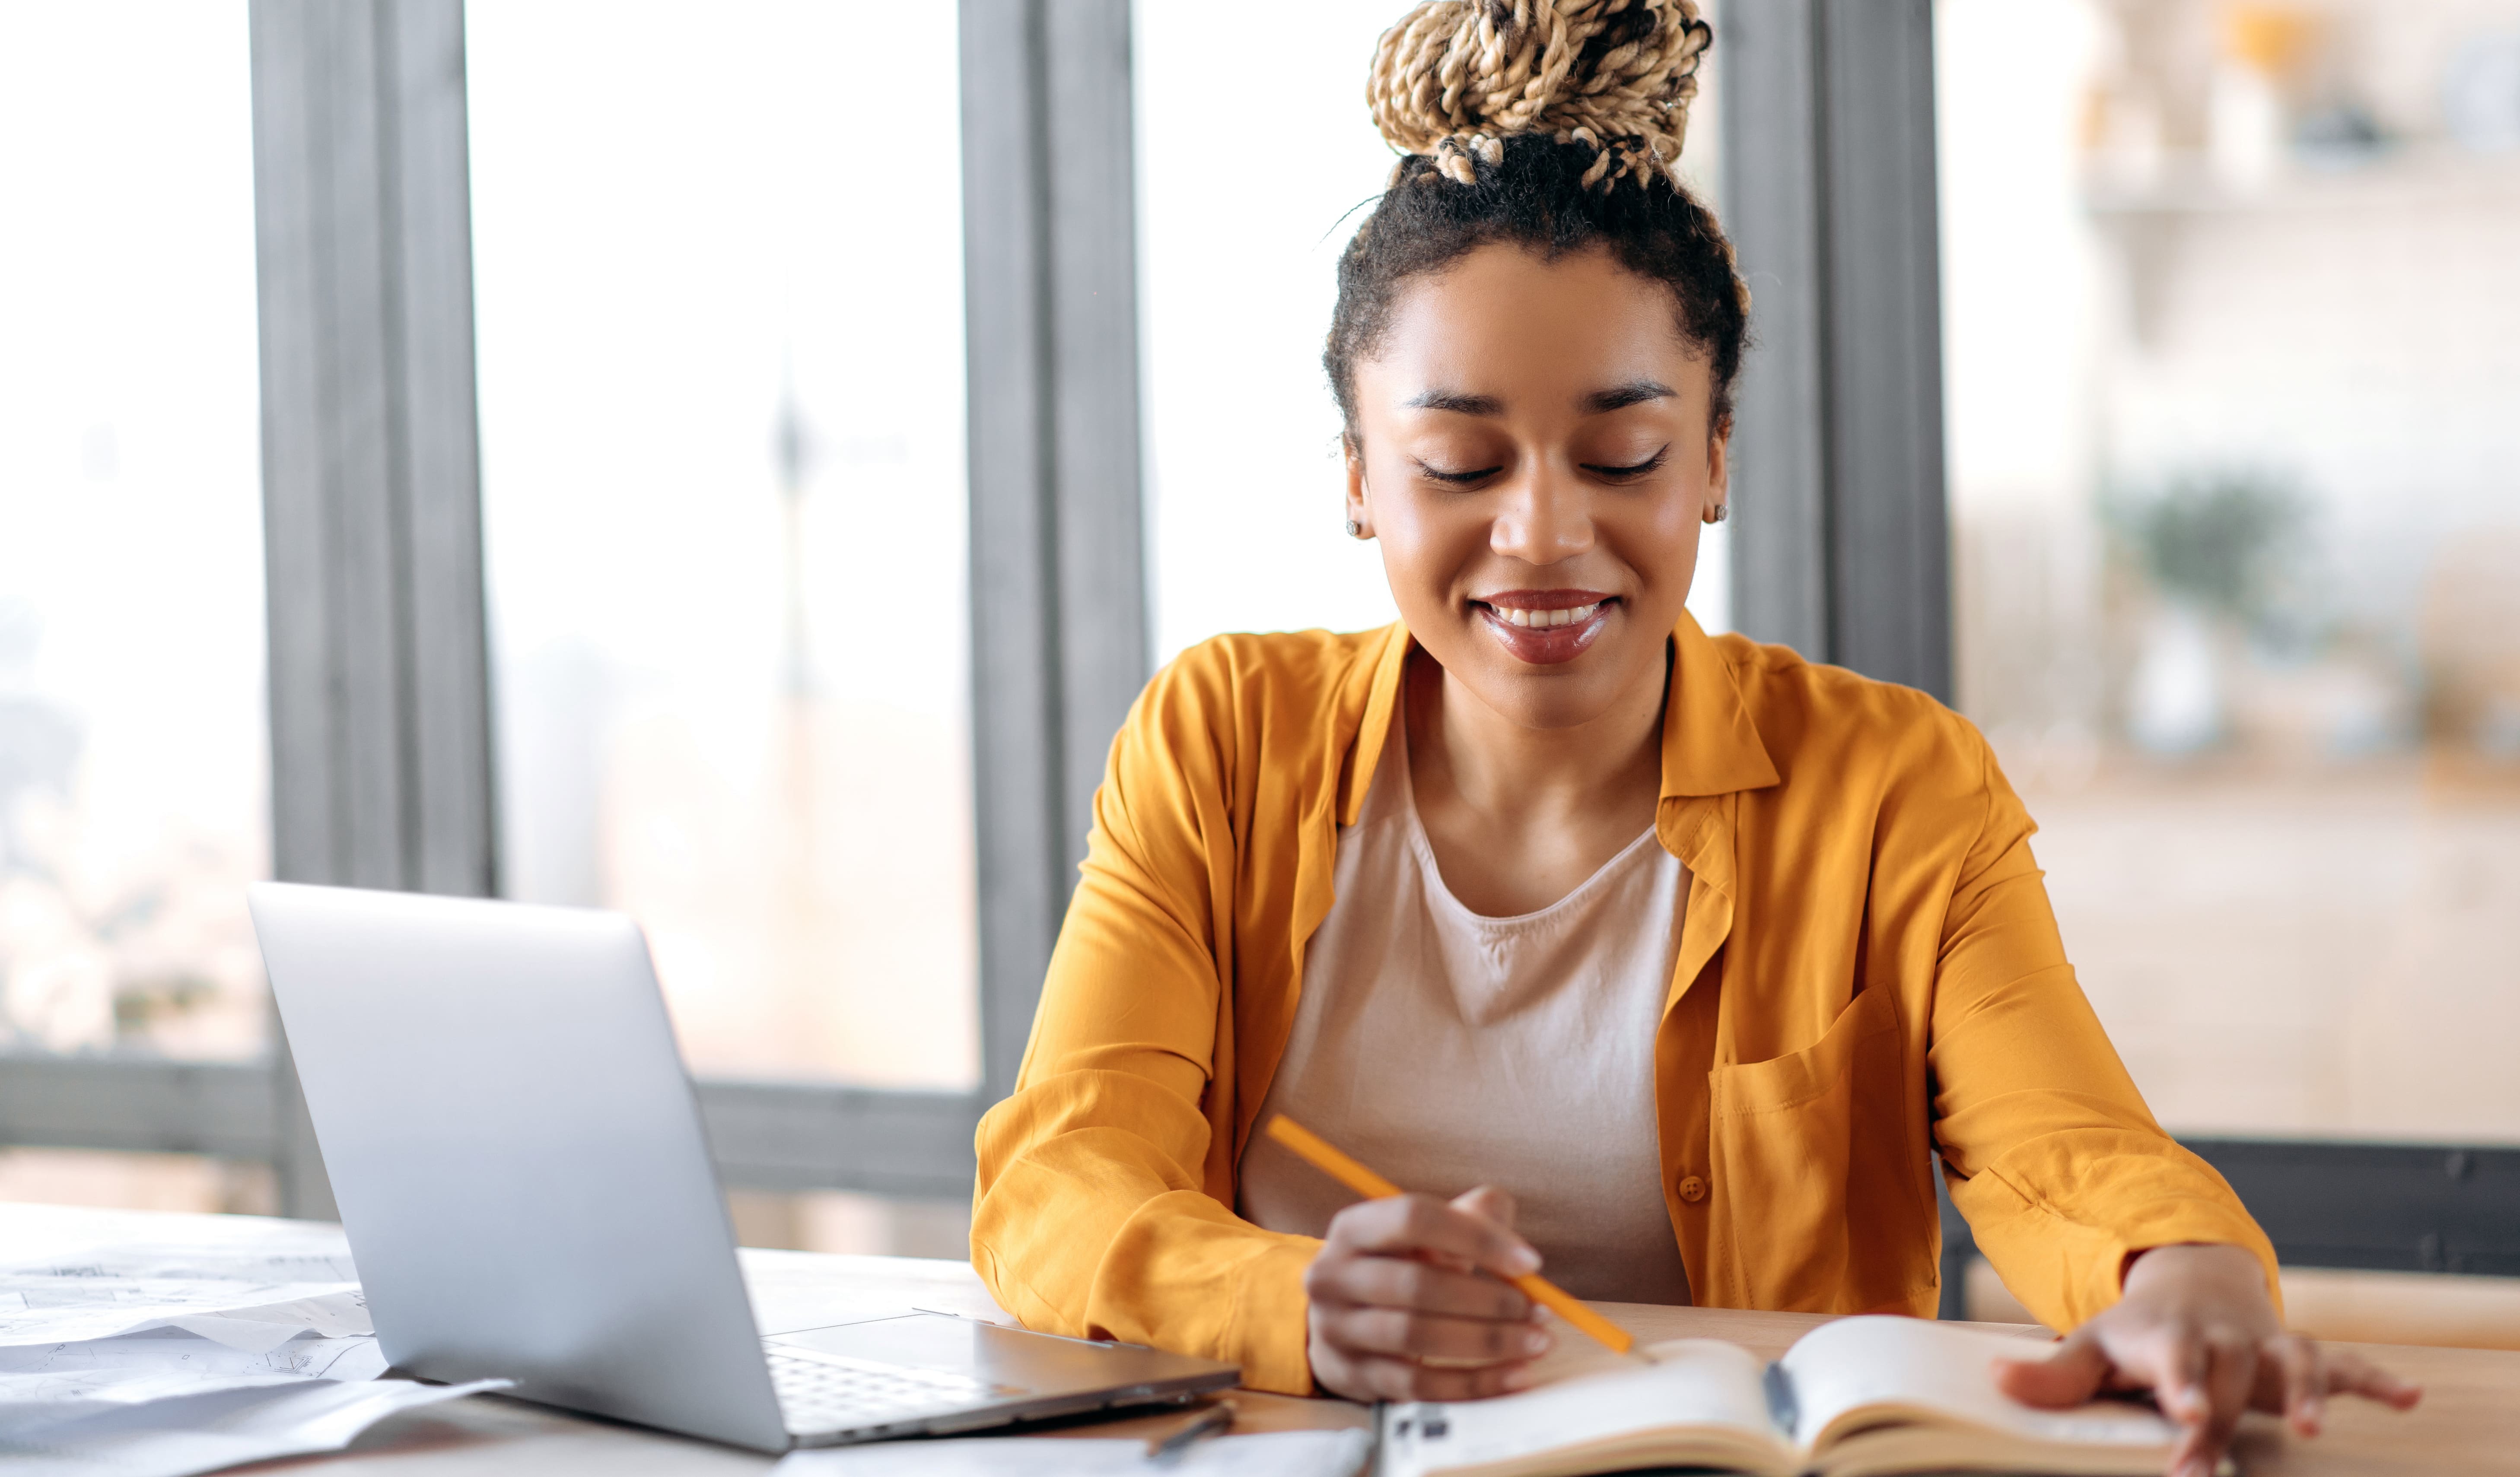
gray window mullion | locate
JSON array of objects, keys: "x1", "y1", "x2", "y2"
[
  {"x1": 0, "y1": 1055, "x2": 277, "y2": 1163},
  {"x1": 1043, "y1": 0, "x2": 1152, "y2": 855},
  {"x1": 248, "y1": 0, "x2": 493, "y2": 1218},
  {"x1": 386, "y1": 0, "x2": 499, "y2": 901},
  {"x1": 961, "y1": 0, "x2": 1070, "y2": 1108},
  {"x1": 1816, "y1": 0, "x2": 1949, "y2": 698},
  {"x1": 961, "y1": 0, "x2": 1149, "y2": 1107},
  {"x1": 1720, "y1": 0, "x2": 1951, "y2": 701},
  {"x1": 696, "y1": 1084, "x2": 981, "y2": 1201},
  {"x1": 1721, "y1": 0, "x2": 1835, "y2": 664}
]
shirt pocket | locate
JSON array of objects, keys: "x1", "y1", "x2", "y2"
[{"x1": 1705, "y1": 985, "x2": 1935, "y2": 1312}]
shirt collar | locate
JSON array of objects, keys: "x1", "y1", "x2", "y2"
[
  {"x1": 1660, "y1": 609, "x2": 1782, "y2": 799},
  {"x1": 1340, "y1": 611, "x2": 1780, "y2": 827}
]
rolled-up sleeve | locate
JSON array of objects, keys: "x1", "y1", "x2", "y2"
[
  {"x1": 1927, "y1": 740, "x2": 2280, "y2": 1330},
  {"x1": 971, "y1": 650, "x2": 1318, "y2": 1394}
]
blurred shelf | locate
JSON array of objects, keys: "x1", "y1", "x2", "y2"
[{"x1": 2083, "y1": 145, "x2": 2520, "y2": 217}]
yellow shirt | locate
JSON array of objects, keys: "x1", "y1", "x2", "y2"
[{"x1": 971, "y1": 615, "x2": 2275, "y2": 1395}]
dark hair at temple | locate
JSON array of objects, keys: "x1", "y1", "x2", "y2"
[{"x1": 1324, "y1": 134, "x2": 1748, "y2": 443}]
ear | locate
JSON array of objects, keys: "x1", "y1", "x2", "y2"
[
  {"x1": 1704, "y1": 416, "x2": 1731, "y2": 514},
  {"x1": 1343, "y1": 435, "x2": 1372, "y2": 536}
]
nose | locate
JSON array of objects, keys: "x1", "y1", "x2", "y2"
[{"x1": 1489, "y1": 459, "x2": 1594, "y2": 567}]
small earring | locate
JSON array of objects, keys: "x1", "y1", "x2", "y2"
[
  {"x1": 1345, "y1": 518, "x2": 1365, "y2": 539},
  {"x1": 1703, "y1": 502, "x2": 1728, "y2": 525}
]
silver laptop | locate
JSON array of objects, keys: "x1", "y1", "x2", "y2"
[{"x1": 248, "y1": 882, "x2": 1238, "y2": 1453}]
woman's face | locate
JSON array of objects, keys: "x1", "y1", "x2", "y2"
[{"x1": 1346, "y1": 243, "x2": 1728, "y2": 731}]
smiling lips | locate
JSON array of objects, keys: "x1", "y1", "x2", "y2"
[{"x1": 1474, "y1": 590, "x2": 1617, "y2": 664}]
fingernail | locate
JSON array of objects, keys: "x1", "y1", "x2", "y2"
[
  {"x1": 1505, "y1": 1246, "x2": 1540, "y2": 1275},
  {"x1": 1524, "y1": 1329, "x2": 1551, "y2": 1355},
  {"x1": 1501, "y1": 1367, "x2": 1535, "y2": 1391}
]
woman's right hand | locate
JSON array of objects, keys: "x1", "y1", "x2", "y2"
[{"x1": 1304, "y1": 1185, "x2": 1554, "y2": 1401}]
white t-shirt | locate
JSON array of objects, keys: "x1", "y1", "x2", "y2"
[{"x1": 1236, "y1": 718, "x2": 1692, "y2": 1305}]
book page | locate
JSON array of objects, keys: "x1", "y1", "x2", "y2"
[
  {"x1": 1779, "y1": 1317, "x2": 2181, "y2": 1453},
  {"x1": 1381, "y1": 1339, "x2": 1779, "y2": 1477}
]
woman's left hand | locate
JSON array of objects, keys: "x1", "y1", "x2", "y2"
[{"x1": 1992, "y1": 1243, "x2": 2421, "y2": 1477}]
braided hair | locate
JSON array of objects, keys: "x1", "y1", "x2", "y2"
[{"x1": 1328, "y1": 0, "x2": 1750, "y2": 442}]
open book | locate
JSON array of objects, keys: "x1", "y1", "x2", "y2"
[{"x1": 1380, "y1": 1316, "x2": 2210, "y2": 1477}]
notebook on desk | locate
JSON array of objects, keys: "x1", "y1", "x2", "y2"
[
  {"x1": 248, "y1": 881, "x2": 1238, "y2": 1454},
  {"x1": 1378, "y1": 1315, "x2": 2219, "y2": 1477}
]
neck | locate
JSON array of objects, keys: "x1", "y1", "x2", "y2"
[{"x1": 1404, "y1": 642, "x2": 1668, "y2": 833}]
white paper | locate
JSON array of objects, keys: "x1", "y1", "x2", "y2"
[
  {"x1": 773, "y1": 1428, "x2": 1373, "y2": 1477},
  {"x1": 0, "y1": 1329, "x2": 389, "y2": 1425},
  {"x1": 0, "y1": 1375, "x2": 507, "y2": 1477},
  {"x1": 0, "y1": 1239, "x2": 368, "y2": 1351},
  {"x1": 738, "y1": 1247, "x2": 1009, "y2": 1337}
]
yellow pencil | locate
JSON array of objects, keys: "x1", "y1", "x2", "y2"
[{"x1": 1262, "y1": 1115, "x2": 1637, "y2": 1356}]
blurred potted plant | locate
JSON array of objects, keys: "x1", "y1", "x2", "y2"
[{"x1": 2105, "y1": 468, "x2": 2307, "y2": 755}]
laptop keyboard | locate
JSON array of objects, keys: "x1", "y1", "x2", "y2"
[{"x1": 767, "y1": 1345, "x2": 1023, "y2": 1433}]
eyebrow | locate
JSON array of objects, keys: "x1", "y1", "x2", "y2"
[
  {"x1": 1403, "y1": 388, "x2": 1505, "y2": 416},
  {"x1": 1401, "y1": 379, "x2": 1676, "y2": 416},
  {"x1": 1584, "y1": 379, "x2": 1676, "y2": 413}
]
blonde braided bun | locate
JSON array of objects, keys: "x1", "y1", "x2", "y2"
[{"x1": 1368, "y1": 0, "x2": 1713, "y2": 191}]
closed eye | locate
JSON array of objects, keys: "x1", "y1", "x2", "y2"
[
  {"x1": 1583, "y1": 447, "x2": 1669, "y2": 480},
  {"x1": 1413, "y1": 459, "x2": 1502, "y2": 486}
]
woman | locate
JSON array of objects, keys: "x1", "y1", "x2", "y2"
[{"x1": 970, "y1": 3, "x2": 2415, "y2": 1472}]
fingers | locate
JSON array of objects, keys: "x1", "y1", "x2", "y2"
[
  {"x1": 1326, "y1": 1192, "x2": 1541, "y2": 1280},
  {"x1": 2049, "y1": 1316, "x2": 2213, "y2": 1473},
  {"x1": 2258, "y1": 1333, "x2": 2323, "y2": 1436},
  {"x1": 2322, "y1": 1346, "x2": 2423, "y2": 1411},
  {"x1": 1307, "y1": 1192, "x2": 1551, "y2": 1404},
  {"x1": 1993, "y1": 1329, "x2": 2110, "y2": 1409},
  {"x1": 2110, "y1": 1325, "x2": 2210, "y2": 1432},
  {"x1": 1311, "y1": 1344, "x2": 1538, "y2": 1403},
  {"x1": 1452, "y1": 1184, "x2": 1519, "y2": 1233},
  {"x1": 1310, "y1": 1249, "x2": 1534, "y2": 1324},
  {"x1": 1315, "y1": 1302, "x2": 1555, "y2": 1366},
  {"x1": 2192, "y1": 1336, "x2": 2256, "y2": 1473}
]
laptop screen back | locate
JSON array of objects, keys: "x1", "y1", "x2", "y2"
[{"x1": 250, "y1": 882, "x2": 791, "y2": 1452}]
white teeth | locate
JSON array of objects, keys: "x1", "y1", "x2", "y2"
[{"x1": 1494, "y1": 602, "x2": 1602, "y2": 629}]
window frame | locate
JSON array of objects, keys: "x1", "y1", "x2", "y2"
[
  {"x1": 0, "y1": 0, "x2": 1145, "y2": 1217},
  {"x1": 5, "y1": 1, "x2": 2502, "y2": 1305}
]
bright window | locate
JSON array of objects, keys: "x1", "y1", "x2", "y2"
[
  {"x1": 468, "y1": 0, "x2": 977, "y2": 1088},
  {"x1": 0, "y1": 1, "x2": 268, "y2": 1064}
]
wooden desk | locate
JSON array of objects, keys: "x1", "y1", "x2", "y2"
[{"x1": 5, "y1": 1204, "x2": 2509, "y2": 1474}]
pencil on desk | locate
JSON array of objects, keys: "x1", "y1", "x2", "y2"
[
  {"x1": 1146, "y1": 1398, "x2": 1236, "y2": 1461},
  {"x1": 1261, "y1": 1115, "x2": 1637, "y2": 1356}
]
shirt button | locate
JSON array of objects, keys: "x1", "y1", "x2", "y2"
[{"x1": 1677, "y1": 1175, "x2": 1708, "y2": 1204}]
